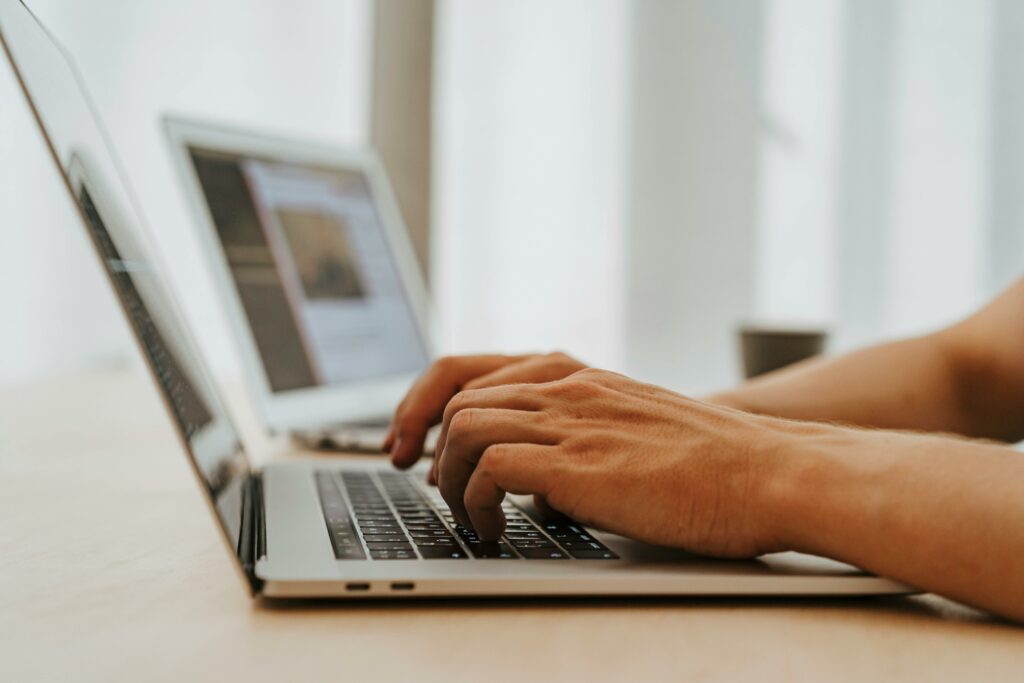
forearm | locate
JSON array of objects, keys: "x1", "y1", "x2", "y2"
[
  {"x1": 708, "y1": 333, "x2": 980, "y2": 436},
  {"x1": 769, "y1": 426, "x2": 1024, "y2": 621}
]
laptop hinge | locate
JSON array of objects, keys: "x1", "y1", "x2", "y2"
[{"x1": 238, "y1": 470, "x2": 266, "y2": 593}]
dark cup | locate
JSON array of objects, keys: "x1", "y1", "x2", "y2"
[{"x1": 739, "y1": 324, "x2": 827, "y2": 379}]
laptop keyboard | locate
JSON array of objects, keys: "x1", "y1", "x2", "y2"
[{"x1": 315, "y1": 470, "x2": 618, "y2": 561}]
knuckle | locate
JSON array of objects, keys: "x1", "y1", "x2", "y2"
[
  {"x1": 442, "y1": 392, "x2": 468, "y2": 423},
  {"x1": 478, "y1": 444, "x2": 511, "y2": 473},
  {"x1": 557, "y1": 377, "x2": 601, "y2": 400},
  {"x1": 447, "y1": 407, "x2": 478, "y2": 437},
  {"x1": 572, "y1": 367, "x2": 605, "y2": 381},
  {"x1": 444, "y1": 388, "x2": 485, "y2": 423},
  {"x1": 564, "y1": 428, "x2": 610, "y2": 454},
  {"x1": 434, "y1": 355, "x2": 461, "y2": 374},
  {"x1": 546, "y1": 351, "x2": 579, "y2": 370}
]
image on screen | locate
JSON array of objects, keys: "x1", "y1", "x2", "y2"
[
  {"x1": 276, "y1": 208, "x2": 367, "y2": 301},
  {"x1": 187, "y1": 147, "x2": 429, "y2": 393}
]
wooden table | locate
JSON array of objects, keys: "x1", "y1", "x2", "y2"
[{"x1": 2, "y1": 369, "x2": 1022, "y2": 682}]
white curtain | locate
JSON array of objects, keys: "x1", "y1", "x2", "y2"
[
  {"x1": 432, "y1": 0, "x2": 632, "y2": 370},
  {"x1": 435, "y1": 0, "x2": 1024, "y2": 393},
  {"x1": 6, "y1": 0, "x2": 1023, "y2": 396},
  {"x1": 757, "y1": 0, "x2": 1005, "y2": 344}
]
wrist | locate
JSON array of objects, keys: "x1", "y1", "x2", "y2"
[
  {"x1": 756, "y1": 421, "x2": 883, "y2": 556},
  {"x1": 703, "y1": 390, "x2": 751, "y2": 412}
]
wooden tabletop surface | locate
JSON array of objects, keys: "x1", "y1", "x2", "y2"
[{"x1": 1, "y1": 369, "x2": 1022, "y2": 682}]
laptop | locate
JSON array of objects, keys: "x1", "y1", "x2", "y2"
[
  {"x1": 1, "y1": 0, "x2": 912, "y2": 599},
  {"x1": 163, "y1": 117, "x2": 434, "y2": 454}
]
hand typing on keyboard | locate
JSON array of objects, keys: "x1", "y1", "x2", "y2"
[
  {"x1": 385, "y1": 353, "x2": 586, "y2": 484},
  {"x1": 379, "y1": 275, "x2": 1024, "y2": 624},
  {"x1": 388, "y1": 363, "x2": 807, "y2": 559}
]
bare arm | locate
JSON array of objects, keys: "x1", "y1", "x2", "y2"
[
  {"x1": 427, "y1": 369, "x2": 1024, "y2": 621},
  {"x1": 386, "y1": 279, "x2": 1024, "y2": 620},
  {"x1": 710, "y1": 277, "x2": 1024, "y2": 442},
  {"x1": 776, "y1": 425, "x2": 1024, "y2": 621}
]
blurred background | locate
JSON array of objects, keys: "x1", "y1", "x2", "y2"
[{"x1": 3, "y1": 0, "x2": 1023, "y2": 395}]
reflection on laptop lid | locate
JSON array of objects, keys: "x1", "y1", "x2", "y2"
[{"x1": 0, "y1": 0, "x2": 260, "y2": 592}]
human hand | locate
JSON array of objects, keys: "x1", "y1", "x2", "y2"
[
  {"x1": 385, "y1": 353, "x2": 587, "y2": 481},
  {"x1": 433, "y1": 368, "x2": 805, "y2": 557}
]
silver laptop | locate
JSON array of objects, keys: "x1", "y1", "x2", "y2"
[
  {"x1": 1, "y1": 0, "x2": 912, "y2": 599},
  {"x1": 163, "y1": 116, "x2": 434, "y2": 454}
]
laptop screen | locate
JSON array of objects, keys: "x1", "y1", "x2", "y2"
[
  {"x1": 185, "y1": 146, "x2": 429, "y2": 393},
  {"x1": 0, "y1": 0, "x2": 254, "y2": 582}
]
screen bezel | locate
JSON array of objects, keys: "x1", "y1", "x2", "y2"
[{"x1": 163, "y1": 116, "x2": 435, "y2": 433}]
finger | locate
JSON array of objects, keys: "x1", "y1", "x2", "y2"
[
  {"x1": 429, "y1": 450, "x2": 441, "y2": 486},
  {"x1": 388, "y1": 355, "x2": 524, "y2": 468},
  {"x1": 382, "y1": 423, "x2": 397, "y2": 453},
  {"x1": 463, "y1": 444, "x2": 558, "y2": 540},
  {"x1": 435, "y1": 384, "x2": 548, "y2": 461},
  {"x1": 438, "y1": 409, "x2": 558, "y2": 528},
  {"x1": 462, "y1": 353, "x2": 582, "y2": 392},
  {"x1": 533, "y1": 495, "x2": 566, "y2": 521}
]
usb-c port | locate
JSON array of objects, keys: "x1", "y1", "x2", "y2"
[
  {"x1": 345, "y1": 582, "x2": 371, "y2": 592},
  {"x1": 390, "y1": 582, "x2": 415, "y2": 591}
]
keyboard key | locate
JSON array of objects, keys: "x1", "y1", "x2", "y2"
[
  {"x1": 370, "y1": 549, "x2": 417, "y2": 560},
  {"x1": 504, "y1": 531, "x2": 544, "y2": 540},
  {"x1": 569, "y1": 549, "x2": 618, "y2": 559},
  {"x1": 413, "y1": 538, "x2": 456, "y2": 547},
  {"x1": 409, "y1": 530, "x2": 450, "y2": 538},
  {"x1": 366, "y1": 542, "x2": 415, "y2": 551},
  {"x1": 316, "y1": 473, "x2": 365, "y2": 560},
  {"x1": 334, "y1": 546, "x2": 367, "y2": 560},
  {"x1": 418, "y1": 546, "x2": 469, "y2": 559},
  {"x1": 326, "y1": 518, "x2": 354, "y2": 528},
  {"x1": 560, "y1": 540, "x2": 604, "y2": 551},
  {"x1": 517, "y1": 547, "x2": 569, "y2": 559},
  {"x1": 362, "y1": 534, "x2": 408, "y2": 543},
  {"x1": 507, "y1": 539, "x2": 556, "y2": 549},
  {"x1": 465, "y1": 542, "x2": 517, "y2": 559}
]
